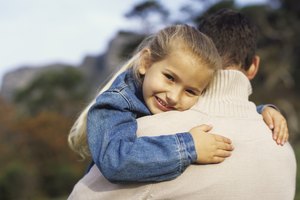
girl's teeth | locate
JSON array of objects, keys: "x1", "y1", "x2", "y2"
[{"x1": 158, "y1": 98, "x2": 166, "y2": 106}]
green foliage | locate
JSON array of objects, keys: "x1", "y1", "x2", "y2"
[
  {"x1": 125, "y1": 1, "x2": 169, "y2": 33},
  {"x1": 14, "y1": 67, "x2": 89, "y2": 116},
  {"x1": 125, "y1": 1, "x2": 169, "y2": 20},
  {"x1": 0, "y1": 162, "x2": 37, "y2": 200},
  {"x1": 0, "y1": 110, "x2": 89, "y2": 199},
  {"x1": 192, "y1": 0, "x2": 236, "y2": 24},
  {"x1": 1, "y1": 67, "x2": 90, "y2": 198},
  {"x1": 40, "y1": 164, "x2": 80, "y2": 197}
]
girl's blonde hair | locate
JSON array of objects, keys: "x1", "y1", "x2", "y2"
[{"x1": 68, "y1": 24, "x2": 221, "y2": 159}]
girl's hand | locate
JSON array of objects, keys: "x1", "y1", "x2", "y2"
[
  {"x1": 261, "y1": 106, "x2": 289, "y2": 146},
  {"x1": 189, "y1": 124, "x2": 234, "y2": 164}
]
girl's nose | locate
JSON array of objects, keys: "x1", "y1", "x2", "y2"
[{"x1": 166, "y1": 89, "x2": 181, "y2": 105}]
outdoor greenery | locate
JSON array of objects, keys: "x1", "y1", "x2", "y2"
[{"x1": 0, "y1": 0, "x2": 299, "y2": 199}]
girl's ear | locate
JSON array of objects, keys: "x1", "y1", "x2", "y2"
[{"x1": 138, "y1": 49, "x2": 151, "y2": 75}]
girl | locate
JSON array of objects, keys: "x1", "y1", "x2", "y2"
[
  {"x1": 68, "y1": 24, "x2": 286, "y2": 183},
  {"x1": 69, "y1": 24, "x2": 232, "y2": 183}
]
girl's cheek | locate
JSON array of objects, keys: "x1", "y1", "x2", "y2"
[{"x1": 186, "y1": 97, "x2": 200, "y2": 109}]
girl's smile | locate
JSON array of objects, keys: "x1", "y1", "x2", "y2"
[{"x1": 154, "y1": 96, "x2": 175, "y2": 112}]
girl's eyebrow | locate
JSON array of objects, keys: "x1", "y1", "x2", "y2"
[{"x1": 164, "y1": 68, "x2": 178, "y2": 78}]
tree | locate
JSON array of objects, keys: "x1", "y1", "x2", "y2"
[
  {"x1": 14, "y1": 111, "x2": 88, "y2": 197},
  {"x1": 2, "y1": 67, "x2": 91, "y2": 198},
  {"x1": 125, "y1": 1, "x2": 169, "y2": 33},
  {"x1": 14, "y1": 67, "x2": 89, "y2": 117}
]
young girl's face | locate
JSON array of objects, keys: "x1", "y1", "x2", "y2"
[{"x1": 138, "y1": 48, "x2": 214, "y2": 114}]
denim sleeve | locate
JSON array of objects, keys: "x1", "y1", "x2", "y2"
[
  {"x1": 256, "y1": 104, "x2": 279, "y2": 114},
  {"x1": 87, "y1": 91, "x2": 197, "y2": 183}
]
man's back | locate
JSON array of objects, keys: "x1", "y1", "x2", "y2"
[
  {"x1": 135, "y1": 70, "x2": 296, "y2": 200},
  {"x1": 68, "y1": 70, "x2": 296, "y2": 200},
  {"x1": 137, "y1": 109, "x2": 295, "y2": 199}
]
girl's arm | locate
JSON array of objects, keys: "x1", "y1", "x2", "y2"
[{"x1": 87, "y1": 91, "x2": 196, "y2": 183}]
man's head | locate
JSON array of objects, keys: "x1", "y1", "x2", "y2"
[{"x1": 198, "y1": 9, "x2": 260, "y2": 80}]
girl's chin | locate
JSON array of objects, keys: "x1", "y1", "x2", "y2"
[
  {"x1": 149, "y1": 107, "x2": 163, "y2": 114},
  {"x1": 154, "y1": 110, "x2": 164, "y2": 114}
]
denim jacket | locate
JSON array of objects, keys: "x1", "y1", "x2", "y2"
[
  {"x1": 87, "y1": 69, "x2": 196, "y2": 183},
  {"x1": 87, "y1": 69, "x2": 271, "y2": 183}
]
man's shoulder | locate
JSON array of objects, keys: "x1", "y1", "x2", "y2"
[{"x1": 136, "y1": 109, "x2": 207, "y2": 137}]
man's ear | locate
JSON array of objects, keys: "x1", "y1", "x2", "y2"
[
  {"x1": 246, "y1": 55, "x2": 260, "y2": 80},
  {"x1": 138, "y1": 48, "x2": 151, "y2": 75}
]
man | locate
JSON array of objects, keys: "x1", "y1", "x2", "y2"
[{"x1": 68, "y1": 9, "x2": 296, "y2": 200}]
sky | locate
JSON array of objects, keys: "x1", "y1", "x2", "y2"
[{"x1": 0, "y1": 0, "x2": 268, "y2": 87}]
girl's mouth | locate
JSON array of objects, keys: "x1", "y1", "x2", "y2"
[{"x1": 155, "y1": 96, "x2": 174, "y2": 112}]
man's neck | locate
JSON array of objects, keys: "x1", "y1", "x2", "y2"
[{"x1": 191, "y1": 70, "x2": 259, "y2": 118}]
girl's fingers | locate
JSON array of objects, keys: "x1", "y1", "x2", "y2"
[
  {"x1": 197, "y1": 124, "x2": 213, "y2": 132},
  {"x1": 217, "y1": 141, "x2": 234, "y2": 151},
  {"x1": 281, "y1": 128, "x2": 288, "y2": 145},
  {"x1": 212, "y1": 156, "x2": 225, "y2": 164},
  {"x1": 214, "y1": 134, "x2": 232, "y2": 144},
  {"x1": 264, "y1": 112, "x2": 274, "y2": 130},
  {"x1": 276, "y1": 123, "x2": 284, "y2": 145},
  {"x1": 279, "y1": 123, "x2": 288, "y2": 145},
  {"x1": 275, "y1": 119, "x2": 287, "y2": 145},
  {"x1": 284, "y1": 128, "x2": 289, "y2": 144},
  {"x1": 273, "y1": 120, "x2": 280, "y2": 140},
  {"x1": 215, "y1": 149, "x2": 232, "y2": 158}
]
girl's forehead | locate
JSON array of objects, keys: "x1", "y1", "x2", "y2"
[{"x1": 168, "y1": 48, "x2": 206, "y2": 67}]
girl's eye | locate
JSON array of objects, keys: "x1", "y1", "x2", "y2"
[
  {"x1": 164, "y1": 73, "x2": 175, "y2": 81},
  {"x1": 186, "y1": 89, "x2": 197, "y2": 96}
]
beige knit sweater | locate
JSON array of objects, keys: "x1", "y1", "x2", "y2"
[{"x1": 68, "y1": 70, "x2": 296, "y2": 200}]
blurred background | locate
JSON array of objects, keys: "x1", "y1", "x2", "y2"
[{"x1": 0, "y1": 0, "x2": 299, "y2": 199}]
